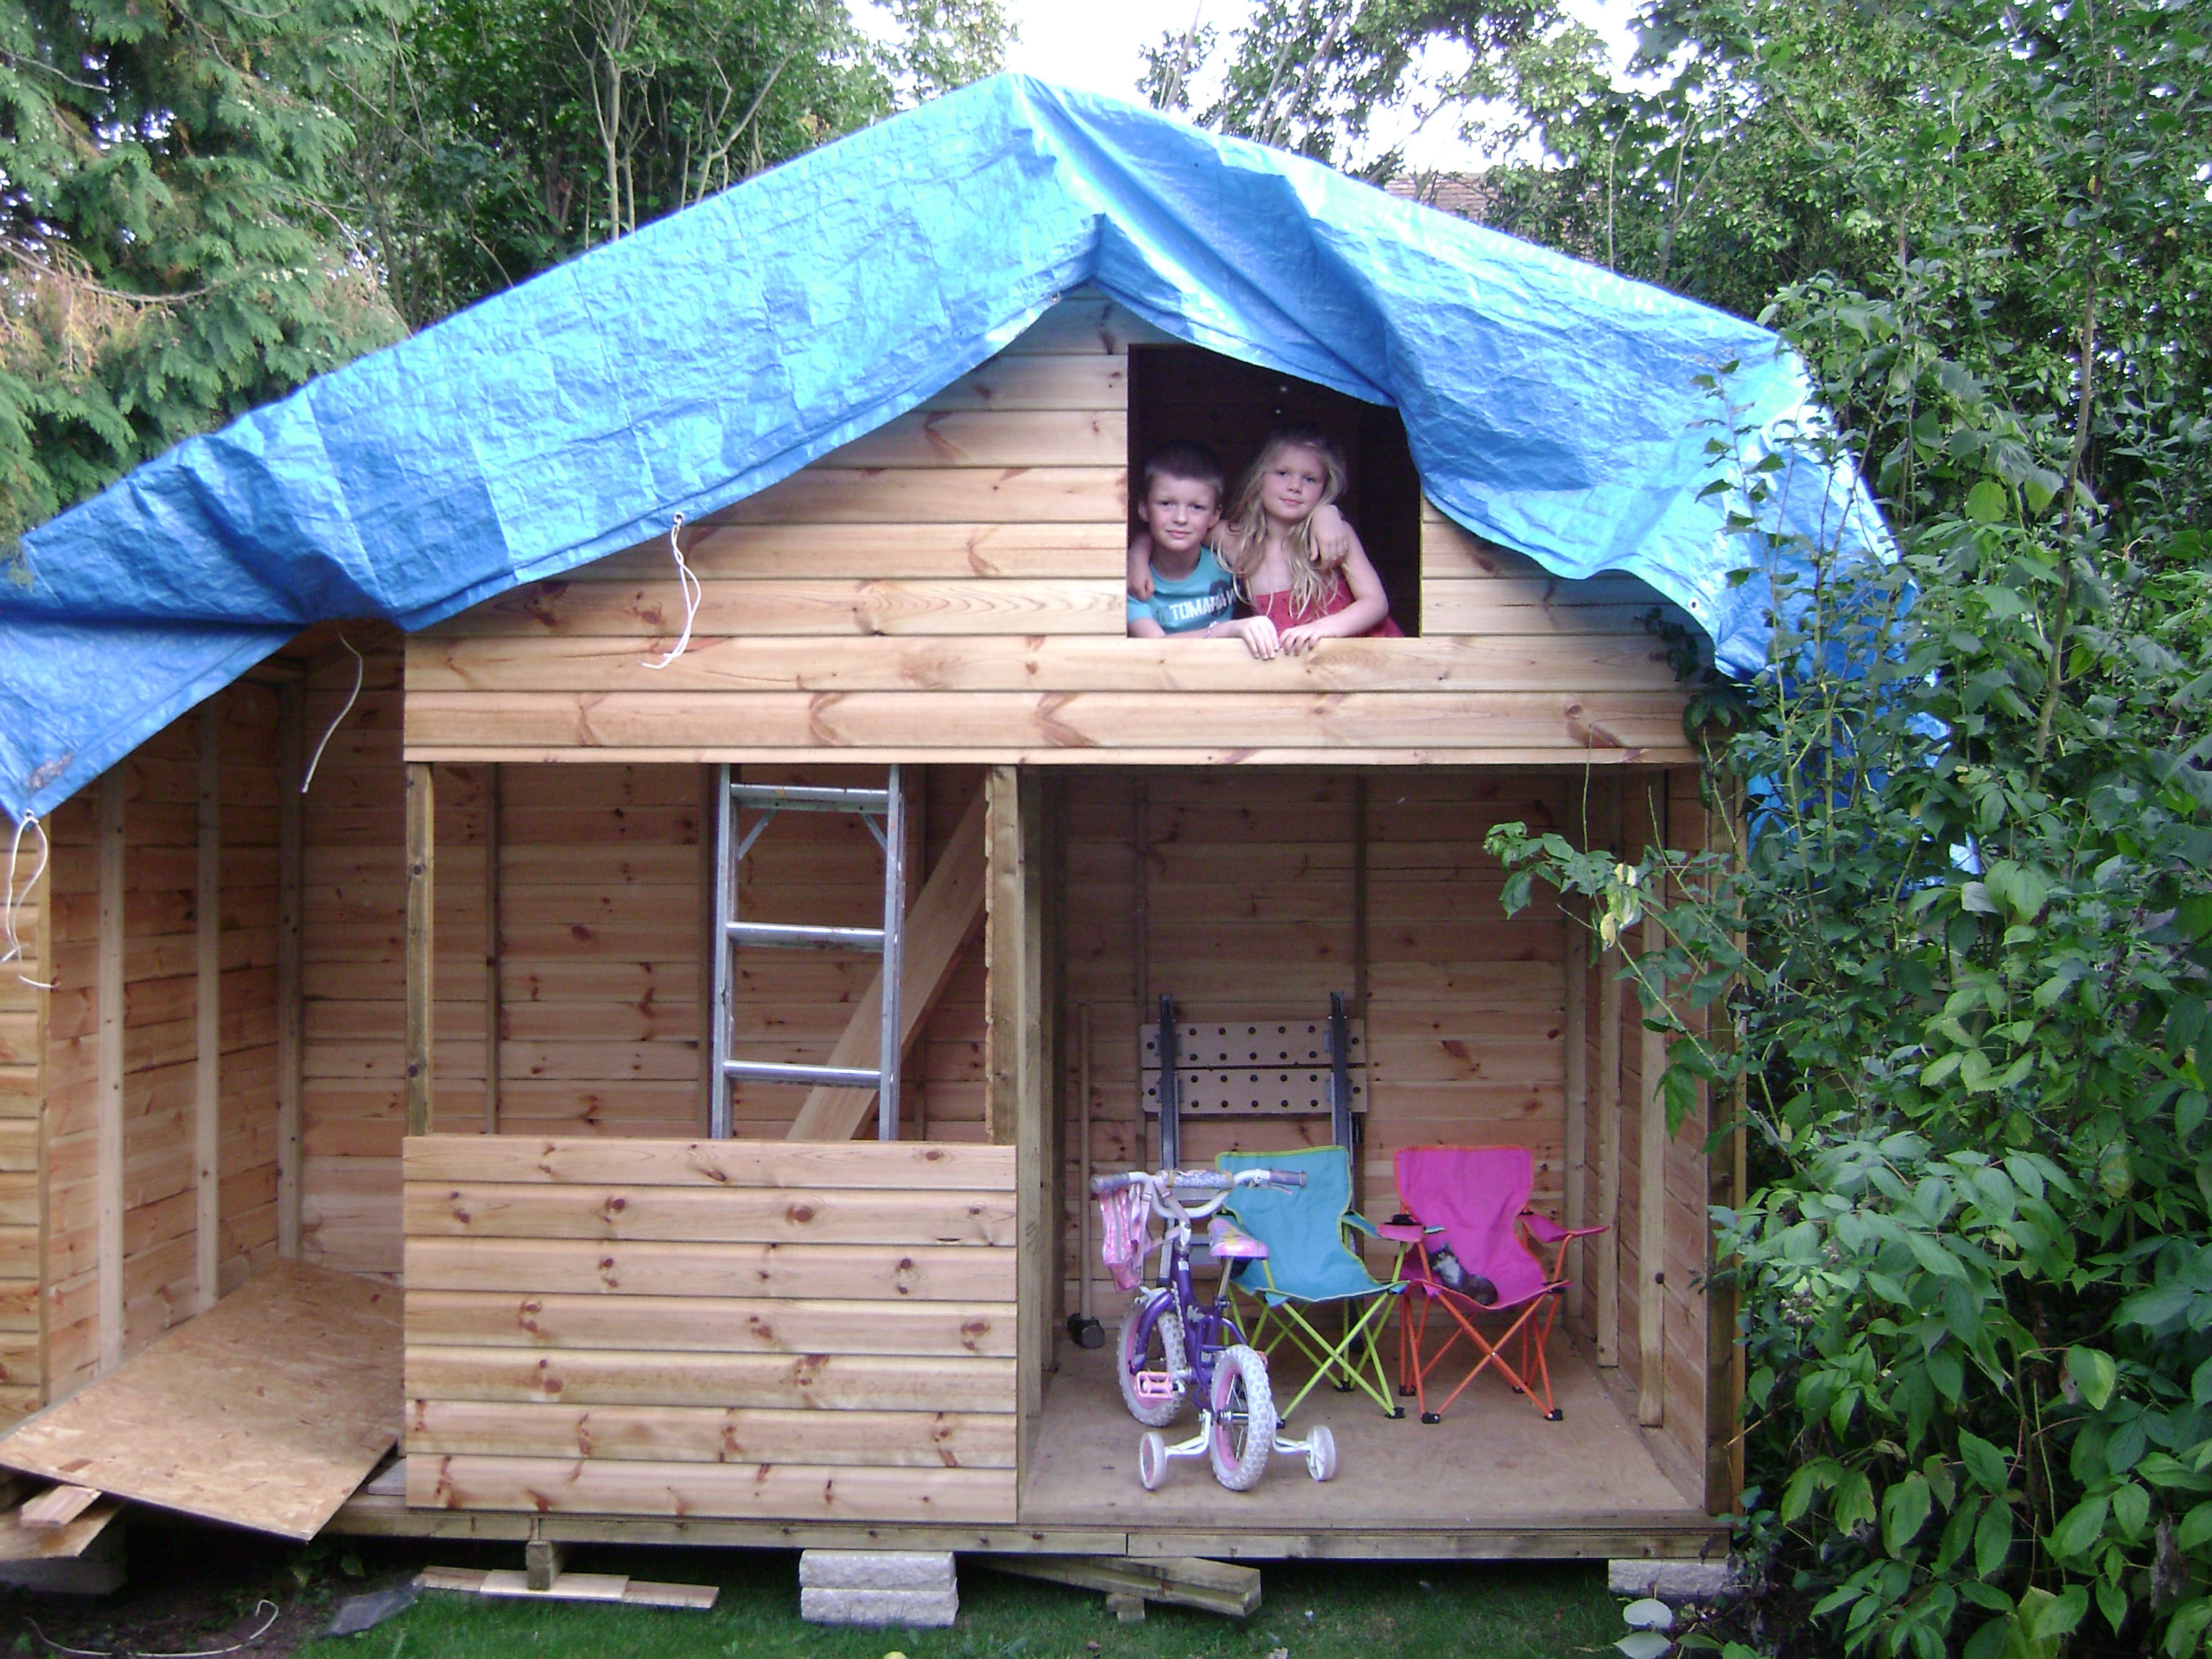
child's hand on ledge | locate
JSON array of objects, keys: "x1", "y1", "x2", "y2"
[
  {"x1": 1127, "y1": 534, "x2": 1156, "y2": 601},
  {"x1": 1215, "y1": 615, "x2": 1283, "y2": 660}
]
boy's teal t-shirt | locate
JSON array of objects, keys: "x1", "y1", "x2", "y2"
[{"x1": 1128, "y1": 546, "x2": 1234, "y2": 634}]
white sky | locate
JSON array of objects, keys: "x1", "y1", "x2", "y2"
[{"x1": 990, "y1": 0, "x2": 1643, "y2": 171}]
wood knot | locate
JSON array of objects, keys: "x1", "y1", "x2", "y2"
[{"x1": 786, "y1": 1203, "x2": 814, "y2": 1226}]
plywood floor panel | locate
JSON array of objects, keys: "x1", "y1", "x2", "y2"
[{"x1": 0, "y1": 1261, "x2": 401, "y2": 1539}]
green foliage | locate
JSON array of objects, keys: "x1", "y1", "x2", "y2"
[
  {"x1": 335, "y1": 0, "x2": 1010, "y2": 328},
  {"x1": 0, "y1": 0, "x2": 415, "y2": 552},
  {"x1": 1138, "y1": 0, "x2": 1563, "y2": 175},
  {"x1": 1482, "y1": 0, "x2": 2212, "y2": 1651}
]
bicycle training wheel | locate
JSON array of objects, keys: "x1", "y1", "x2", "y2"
[
  {"x1": 1208, "y1": 1344, "x2": 1277, "y2": 1491},
  {"x1": 1118, "y1": 1300, "x2": 1186, "y2": 1427},
  {"x1": 1305, "y1": 1423, "x2": 1339, "y2": 1482}
]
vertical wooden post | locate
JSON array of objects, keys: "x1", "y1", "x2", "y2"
[
  {"x1": 1030, "y1": 774, "x2": 1059, "y2": 1364},
  {"x1": 404, "y1": 763, "x2": 436, "y2": 1138},
  {"x1": 1131, "y1": 778, "x2": 1149, "y2": 1169},
  {"x1": 1594, "y1": 782, "x2": 1624, "y2": 1370},
  {"x1": 94, "y1": 772, "x2": 125, "y2": 1374},
  {"x1": 482, "y1": 764, "x2": 502, "y2": 1134},
  {"x1": 984, "y1": 766, "x2": 1046, "y2": 1474},
  {"x1": 1352, "y1": 776, "x2": 1370, "y2": 1213},
  {"x1": 275, "y1": 683, "x2": 304, "y2": 1258},
  {"x1": 194, "y1": 702, "x2": 221, "y2": 1312},
  {"x1": 697, "y1": 765, "x2": 720, "y2": 1136},
  {"x1": 1638, "y1": 887, "x2": 1669, "y2": 1430},
  {"x1": 1563, "y1": 896, "x2": 1588, "y2": 1322},
  {"x1": 33, "y1": 837, "x2": 53, "y2": 1403}
]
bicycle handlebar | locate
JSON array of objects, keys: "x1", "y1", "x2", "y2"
[{"x1": 1090, "y1": 1169, "x2": 1307, "y2": 1195}]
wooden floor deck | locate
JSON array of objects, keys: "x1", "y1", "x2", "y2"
[
  {"x1": 1017, "y1": 1332, "x2": 1718, "y2": 1557},
  {"x1": 328, "y1": 1329, "x2": 1723, "y2": 1561}
]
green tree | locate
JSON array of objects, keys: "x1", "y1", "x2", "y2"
[
  {"x1": 1138, "y1": 0, "x2": 1560, "y2": 176},
  {"x1": 0, "y1": 0, "x2": 413, "y2": 554},
  {"x1": 338, "y1": 0, "x2": 1012, "y2": 328}
]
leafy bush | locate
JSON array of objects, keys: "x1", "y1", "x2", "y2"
[{"x1": 1487, "y1": 4, "x2": 2210, "y2": 1646}]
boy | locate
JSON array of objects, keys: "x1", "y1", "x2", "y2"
[{"x1": 1124, "y1": 441, "x2": 1247, "y2": 639}]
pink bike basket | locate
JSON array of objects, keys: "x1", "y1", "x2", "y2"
[{"x1": 1099, "y1": 1185, "x2": 1151, "y2": 1292}]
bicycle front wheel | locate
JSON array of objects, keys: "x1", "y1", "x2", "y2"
[
  {"x1": 1118, "y1": 1299, "x2": 1186, "y2": 1427},
  {"x1": 1208, "y1": 1344, "x2": 1277, "y2": 1491}
]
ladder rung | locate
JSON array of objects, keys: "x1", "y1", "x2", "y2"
[
  {"x1": 723, "y1": 1060, "x2": 884, "y2": 1089},
  {"x1": 729, "y1": 784, "x2": 891, "y2": 813},
  {"x1": 727, "y1": 922, "x2": 884, "y2": 951}
]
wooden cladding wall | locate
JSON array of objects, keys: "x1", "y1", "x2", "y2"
[
  {"x1": 404, "y1": 293, "x2": 1698, "y2": 768},
  {"x1": 298, "y1": 644, "x2": 993, "y2": 1275},
  {"x1": 1564, "y1": 765, "x2": 1728, "y2": 1511},
  {"x1": 37, "y1": 682, "x2": 291, "y2": 1404},
  {"x1": 302, "y1": 635, "x2": 714, "y2": 1274},
  {"x1": 1058, "y1": 766, "x2": 1585, "y2": 1321},
  {"x1": 402, "y1": 1136, "x2": 1018, "y2": 1524}
]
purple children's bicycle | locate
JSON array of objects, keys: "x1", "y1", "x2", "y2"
[{"x1": 1093, "y1": 1167, "x2": 1339, "y2": 1491}]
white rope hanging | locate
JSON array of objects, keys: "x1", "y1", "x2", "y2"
[
  {"x1": 640, "y1": 513, "x2": 699, "y2": 670},
  {"x1": 300, "y1": 631, "x2": 364, "y2": 794},
  {"x1": 0, "y1": 811, "x2": 55, "y2": 990}
]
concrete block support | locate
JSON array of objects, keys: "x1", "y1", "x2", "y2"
[
  {"x1": 799, "y1": 1551, "x2": 958, "y2": 1627},
  {"x1": 1607, "y1": 1557, "x2": 1742, "y2": 1603}
]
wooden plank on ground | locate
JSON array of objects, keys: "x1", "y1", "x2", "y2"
[
  {"x1": 0, "y1": 1260, "x2": 401, "y2": 1539},
  {"x1": 418, "y1": 1565, "x2": 719, "y2": 1609},
  {"x1": 788, "y1": 791, "x2": 987, "y2": 1140},
  {"x1": 981, "y1": 1555, "x2": 1262, "y2": 1618},
  {"x1": 19, "y1": 1483, "x2": 99, "y2": 1530},
  {"x1": 0, "y1": 1499, "x2": 120, "y2": 1562}
]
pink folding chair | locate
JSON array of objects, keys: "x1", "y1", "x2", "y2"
[{"x1": 1385, "y1": 1145, "x2": 1606, "y2": 1423}]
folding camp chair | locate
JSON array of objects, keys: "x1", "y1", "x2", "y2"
[
  {"x1": 1218, "y1": 1146, "x2": 1404, "y2": 1419},
  {"x1": 1388, "y1": 1145, "x2": 1607, "y2": 1423}
]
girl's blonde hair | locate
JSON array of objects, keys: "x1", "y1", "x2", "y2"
[{"x1": 1219, "y1": 425, "x2": 1349, "y2": 621}]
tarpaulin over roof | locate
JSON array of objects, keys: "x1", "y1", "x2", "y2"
[{"x1": 0, "y1": 73, "x2": 1889, "y2": 823}]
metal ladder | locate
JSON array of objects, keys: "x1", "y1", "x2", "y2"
[{"x1": 709, "y1": 766, "x2": 906, "y2": 1140}]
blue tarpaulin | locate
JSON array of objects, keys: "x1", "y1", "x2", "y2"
[{"x1": 0, "y1": 73, "x2": 1889, "y2": 824}]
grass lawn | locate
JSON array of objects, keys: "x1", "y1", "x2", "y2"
[{"x1": 294, "y1": 1543, "x2": 1625, "y2": 1659}]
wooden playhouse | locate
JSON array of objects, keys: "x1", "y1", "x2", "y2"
[
  {"x1": 0, "y1": 288, "x2": 1738, "y2": 1565},
  {"x1": 0, "y1": 77, "x2": 1815, "y2": 1569}
]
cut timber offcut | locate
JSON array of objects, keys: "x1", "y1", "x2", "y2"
[
  {"x1": 419, "y1": 1566, "x2": 719, "y2": 1609},
  {"x1": 19, "y1": 1485, "x2": 100, "y2": 1530},
  {"x1": 0, "y1": 1261, "x2": 401, "y2": 1541}
]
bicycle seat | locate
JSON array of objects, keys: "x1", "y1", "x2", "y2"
[{"x1": 1206, "y1": 1218, "x2": 1269, "y2": 1260}]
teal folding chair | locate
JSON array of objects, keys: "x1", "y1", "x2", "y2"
[{"x1": 1218, "y1": 1146, "x2": 1405, "y2": 1419}]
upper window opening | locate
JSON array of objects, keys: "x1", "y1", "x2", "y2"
[{"x1": 1128, "y1": 346, "x2": 1423, "y2": 638}]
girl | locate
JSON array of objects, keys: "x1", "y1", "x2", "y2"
[{"x1": 1216, "y1": 425, "x2": 1400, "y2": 659}]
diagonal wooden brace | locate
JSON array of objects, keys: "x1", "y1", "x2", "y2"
[{"x1": 786, "y1": 790, "x2": 987, "y2": 1141}]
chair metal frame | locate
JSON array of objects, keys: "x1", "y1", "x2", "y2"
[
  {"x1": 1218, "y1": 1147, "x2": 1405, "y2": 1421},
  {"x1": 1386, "y1": 1146, "x2": 1607, "y2": 1424}
]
